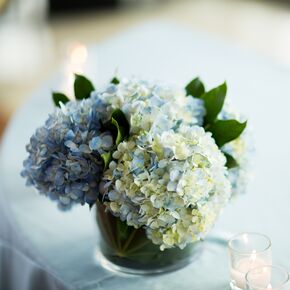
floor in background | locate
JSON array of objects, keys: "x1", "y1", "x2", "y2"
[{"x1": 0, "y1": 114, "x2": 7, "y2": 138}]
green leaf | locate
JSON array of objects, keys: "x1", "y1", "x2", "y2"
[
  {"x1": 111, "y1": 109, "x2": 130, "y2": 145},
  {"x1": 74, "y1": 74, "x2": 95, "y2": 100},
  {"x1": 116, "y1": 218, "x2": 130, "y2": 241},
  {"x1": 101, "y1": 152, "x2": 112, "y2": 170},
  {"x1": 202, "y1": 82, "x2": 227, "y2": 125},
  {"x1": 111, "y1": 118, "x2": 123, "y2": 145},
  {"x1": 52, "y1": 92, "x2": 70, "y2": 107},
  {"x1": 208, "y1": 119, "x2": 247, "y2": 147},
  {"x1": 224, "y1": 152, "x2": 239, "y2": 168},
  {"x1": 111, "y1": 77, "x2": 120, "y2": 85},
  {"x1": 185, "y1": 77, "x2": 205, "y2": 98}
]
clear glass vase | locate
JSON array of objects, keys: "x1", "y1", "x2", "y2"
[{"x1": 96, "y1": 201, "x2": 202, "y2": 275}]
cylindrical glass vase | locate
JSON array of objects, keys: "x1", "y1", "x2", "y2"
[{"x1": 96, "y1": 202, "x2": 202, "y2": 275}]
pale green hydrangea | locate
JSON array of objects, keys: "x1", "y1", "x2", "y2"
[{"x1": 101, "y1": 125, "x2": 231, "y2": 250}]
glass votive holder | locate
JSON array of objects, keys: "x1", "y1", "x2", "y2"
[
  {"x1": 228, "y1": 233, "x2": 272, "y2": 290},
  {"x1": 246, "y1": 265, "x2": 290, "y2": 290}
]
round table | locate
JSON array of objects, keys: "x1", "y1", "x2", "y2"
[{"x1": 1, "y1": 21, "x2": 290, "y2": 290}]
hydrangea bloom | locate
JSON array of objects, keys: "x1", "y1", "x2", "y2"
[
  {"x1": 101, "y1": 125, "x2": 231, "y2": 250},
  {"x1": 219, "y1": 105, "x2": 252, "y2": 196},
  {"x1": 98, "y1": 78, "x2": 205, "y2": 135},
  {"x1": 22, "y1": 96, "x2": 113, "y2": 208},
  {"x1": 97, "y1": 79, "x2": 251, "y2": 199}
]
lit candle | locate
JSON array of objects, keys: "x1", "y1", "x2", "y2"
[
  {"x1": 230, "y1": 250, "x2": 270, "y2": 289},
  {"x1": 228, "y1": 233, "x2": 272, "y2": 290},
  {"x1": 60, "y1": 43, "x2": 88, "y2": 95},
  {"x1": 246, "y1": 265, "x2": 289, "y2": 290}
]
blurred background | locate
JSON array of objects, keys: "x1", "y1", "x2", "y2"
[{"x1": 1, "y1": 0, "x2": 290, "y2": 137}]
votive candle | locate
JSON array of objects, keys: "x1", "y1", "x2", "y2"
[
  {"x1": 246, "y1": 265, "x2": 290, "y2": 290},
  {"x1": 228, "y1": 233, "x2": 272, "y2": 290}
]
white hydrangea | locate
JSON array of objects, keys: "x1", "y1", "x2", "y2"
[
  {"x1": 96, "y1": 78, "x2": 251, "y2": 198},
  {"x1": 102, "y1": 125, "x2": 231, "y2": 250},
  {"x1": 98, "y1": 78, "x2": 205, "y2": 135}
]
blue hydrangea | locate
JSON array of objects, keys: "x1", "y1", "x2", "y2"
[{"x1": 21, "y1": 95, "x2": 113, "y2": 209}]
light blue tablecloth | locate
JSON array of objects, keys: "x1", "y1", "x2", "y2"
[{"x1": 0, "y1": 21, "x2": 290, "y2": 290}]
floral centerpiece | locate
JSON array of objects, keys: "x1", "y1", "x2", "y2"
[{"x1": 22, "y1": 74, "x2": 250, "y2": 274}]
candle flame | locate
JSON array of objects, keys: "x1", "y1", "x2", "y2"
[
  {"x1": 243, "y1": 233, "x2": 249, "y2": 243},
  {"x1": 70, "y1": 44, "x2": 88, "y2": 65},
  {"x1": 250, "y1": 250, "x2": 257, "y2": 262},
  {"x1": 61, "y1": 43, "x2": 88, "y2": 94}
]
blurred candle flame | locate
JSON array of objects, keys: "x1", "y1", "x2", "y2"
[
  {"x1": 62, "y1": 43, "x2": 88, "y2": 96},
  {"x1": 70, "y1": 44, "x2": 88, "y2": 65},
  {"x1": 250, "y1": 250, "x2": 257, "y2": 262},
  {"x1": 243, "y1": 233, "x2": 249, "y2": 244}
]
